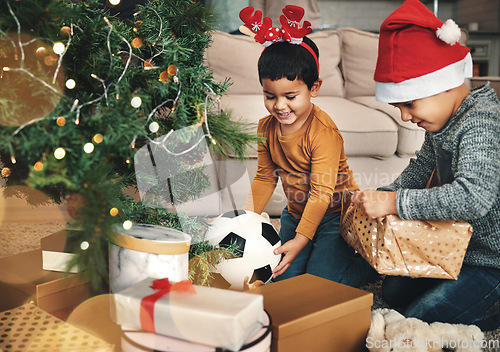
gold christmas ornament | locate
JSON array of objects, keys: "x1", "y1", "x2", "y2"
[
  {"x1": 93, "y1": 133, "x2": 104, "y2": 144},
  {"x1": 35, "y1": 46, "x2": 48, "y2": 59},
  {"x1": 56, "y1": 117, "x2": 66, "y2": 126},
  {"x1": 60, "y1": 26, "x2": 72, "y2": 37},
  {"x1": 144, "y1": 58, "x2": 155, "y2": 70},
  {"x1": 110, "y1": 208, "x2": 119, "y2": 216},
  {"x1": 133, "y1": 20, "x2": 143, "y2": 33},
  {"x1": 44, "y1": 54, "x2": 58, "y2": 66},
  {"x1": 1, "y1": 167, "x2": 11, "y2": 177},
  {"x1": 159, "y1": 71, "x2": 170, "y2": 83},
  {"x1": 34, "y1": 161, "x2": 44, "y2": 171},
  {"x1": 167, "y1": 64, "x2": 178, "y2": 75},
  {"x1": 131, "y1": 37, "x2": 143, "y2": 49}
]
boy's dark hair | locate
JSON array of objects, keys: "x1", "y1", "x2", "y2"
[{"x1": 257, "y1": 36, "x2": 319, "y2": 90}]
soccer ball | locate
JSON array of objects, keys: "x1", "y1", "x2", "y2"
[{"x1": 205, "y1": 210, "x2": 281, "y2": 290}]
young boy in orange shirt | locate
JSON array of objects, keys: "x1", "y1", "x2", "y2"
[
  {"x1": 353, "y1": 0, "x2": 500, "y2": 329},
  {"x1": 241, "y1": 5, "x2": 377, "y2": 286}
]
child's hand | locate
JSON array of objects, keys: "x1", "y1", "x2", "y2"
[
  {"x1": 351, "y1": 190, "x2": 397, "y2": 219},
  {"x1": 272, "y1": 233, "x2": 309, "y2": 278}
]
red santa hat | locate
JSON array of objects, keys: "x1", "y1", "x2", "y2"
[{"x1": 374, "y1": 0, "x2": 472, "y2": 103}]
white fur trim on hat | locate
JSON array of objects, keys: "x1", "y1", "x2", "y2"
[
  {"x1": 436, "y1": 19, "x2": 461, "y2": 45},
  {"x1": 375, "y1": 52, "x2": 473, "y2": 103}
]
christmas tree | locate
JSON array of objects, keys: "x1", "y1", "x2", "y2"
[{"x1": 0, "y1": 0, "x2": 258, "y2": 290}]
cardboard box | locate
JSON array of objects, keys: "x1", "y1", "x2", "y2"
[
  {"x1": 41, "y1": 229, "x2": 81, "y2": 273},
  {"x1": 0, "y1": 303, "x2": 114, "y2": 351},
  {"x1": 248, "y1": 274, "x2": 373, "y2": 352},
  {"x1": 0, "y1": 249, "x2": 92, "y2": 313}
]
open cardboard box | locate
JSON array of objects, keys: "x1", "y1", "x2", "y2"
[
  {"x1": 41, "y1": 229, "x2": 81, "y2": 273},
  {"x1": 0, "y1": 249, "x2": 92, "y2": 313},
  {"x1": 248, "y1": 274, "x2": 373, "y2": 352}
]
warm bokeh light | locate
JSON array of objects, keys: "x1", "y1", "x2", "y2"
[
  {"x1": 0, "y1": 33, "x2": 64, "y2": 127},
  {"x1": 52, "y1": 42, "x2": 65, "y2": 55},
  {"x1": 123, "y1": 220, "x2": 133, "y2": 230},
  {"x1": 83, "y1": 142, "x2": 94, "y2": 154},
  {"x1": 35, "y1": 46, "x2": 48, "y2": 59},
  {"x1": 149, "y1": 121, "x2": 159, "y2": 133},
  {"x1": 65, "y1": 79, "x2": 76, "y2": 89},
  {"x1": 67, "y1": 294, "x2": 121, "y2": 348},
  {"x1": 1, "y1": 167, "x2": 11, "y2": 177},
  {"x1": 54, "y1": 147, "x2": 66, "y2": 159},
  {"x1": 56, "y1": 116, "x2": 66, "y2": 126},
  {"x1": 44, "y1": 54, "x2": 58, "y2": 66},
  {"x1": 130, "y1": 96, "x2": 142, "y2": 108},
  {"x1": 80, "y1": 241, "x2": 90, "y2": 250},
  {"x1": 92, "y1": 133, "x2": 104, "y2": 144}
]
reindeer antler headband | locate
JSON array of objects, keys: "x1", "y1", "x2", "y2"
[{"x1": 239, "y1": 5, "x2": 319, "y2": 73}]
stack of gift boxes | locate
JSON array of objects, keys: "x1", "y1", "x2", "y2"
[{"x1": 0, "y1": 223, "x2": 374, "y2": 351}]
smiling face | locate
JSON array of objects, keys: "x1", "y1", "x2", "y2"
[
  {"x1": 261, "y1": 77, "x2": 321, "y2": 134},
  {"x1": 390, "y1": 85, "x2": 470, "y2": 132}
]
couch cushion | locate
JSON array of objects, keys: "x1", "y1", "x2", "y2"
[
  {"x1": 221, "y1": 95, "x2": 398, "y2": 158},
  {"x1": 349, "y1": 96, "x2": 425, "y2": 156},
  {"x1": 314, "y1": 97, "x2": 398, "y2": 158},
  {"x1": 340, "y1": 28, "x2": 379, "y2": 99},
  {"x1": 205, "y1": 30, "x2": 344, "y2": 97},
  {"x1": 220, "y1": 94, "x2": 269, "y2": 158},
  {"x1": 205, "y1": 31, "x2": 263, "y2": 95},
  {"x1": 308, "y1": 30, "x2": 344, "y2": 97}
]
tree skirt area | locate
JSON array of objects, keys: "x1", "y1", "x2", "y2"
[{"x1": 0, "y1": 221, "x2": 65, "y2": 258}]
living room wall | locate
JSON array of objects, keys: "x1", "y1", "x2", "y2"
[{"x1": 318, "y1": 0, "x2": 455, "y2": 32}]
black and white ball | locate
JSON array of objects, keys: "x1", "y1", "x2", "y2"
[{"x1": 206, "y1": 210, "x2": 281, "y2": 290}]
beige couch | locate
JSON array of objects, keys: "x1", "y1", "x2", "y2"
[{"x1": 204, "y1": 28, "x2": 425, "y2": 216}]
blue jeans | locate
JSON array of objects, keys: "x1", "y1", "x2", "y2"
[
  {"x1": 382, "y1": 265, "x2": 500, "y2": 331},
  {"x1": 273, "y1": 207, "x2": 379, "y2": 287}
]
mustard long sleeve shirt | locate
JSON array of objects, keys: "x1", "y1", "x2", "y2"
[{"x1": 249, "y1": 104, "x2": 358, "y2": 239}]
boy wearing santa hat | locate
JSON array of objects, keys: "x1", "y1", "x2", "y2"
[{"x1": 352, "y1": 0, "x2": 500, "y2": 330}]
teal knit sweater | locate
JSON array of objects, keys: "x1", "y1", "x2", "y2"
[{"x1": 379, "y1": 84, "x2": 500, "y2": 270}]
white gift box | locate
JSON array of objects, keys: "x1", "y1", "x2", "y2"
[
  {"x1": 109, "y1": 223, "x2": 191, "y2": 293},
  {"x1": 112, "y1": 277, "x2": 265, "y2": 351}
]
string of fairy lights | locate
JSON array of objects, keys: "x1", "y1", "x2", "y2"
[{"x1": 1, "y1": 0, "x2": 221, "y2": 235}]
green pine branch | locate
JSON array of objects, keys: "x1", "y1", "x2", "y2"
[{"x1": 0, "y1": 0, "x2": 260, "y2": 290}]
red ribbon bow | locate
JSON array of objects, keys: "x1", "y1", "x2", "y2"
[{"x1": 140, "y1": 278, "x2": 195, "y2": 333}]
